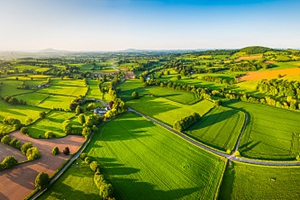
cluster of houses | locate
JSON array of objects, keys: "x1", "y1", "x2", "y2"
[{"x1": 93, "y1": 101, "x2": 113, "y2": 116}]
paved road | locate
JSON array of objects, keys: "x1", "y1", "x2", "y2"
[{"x1": 128, "y1": 107, "x2": 300, "y2": 167}]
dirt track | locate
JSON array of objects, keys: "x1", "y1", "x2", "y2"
[{"x1": 0, "y1": 132, "x2": 84, "y2": 200}]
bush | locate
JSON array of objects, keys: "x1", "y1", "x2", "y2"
[
  {"x1": 80, "y1": 153, "x2": 87, "y2": 160},
  {"x1": 10, "y1": 138, "x2": 20, "y2": 149},
  {"x1": 99, "y1": 183, "x2": 114, "y2": 199},
  {"x1": 94, "y1": 172, "x2": 106, "y2": 189},
  {"x1": 52, "y1": 147, "x2": 59, "y2": 155},
  {"x1": 1, "y1": 156, "x2": 18, "y2": 170},
  {"x1": 45, "y1": 131, "x2": 55, "y2": 139},
  {"x1": 82, "y1": 127, "x2": 92, "y2": 139},
  {"x1": 131, "y1": 91, "x2": 139, "y2": 99},
  {"x1": 84, "y1": 156, "x2": 91, "y2": 164},
  {"x1": 1, "y1": 135, "x2": 11, "y2": 145},
  {"x1": 35, "y1": 172, "x2": 50, "y2": 190},
  {"x1": 63, "y1": 147, "x2": 70, "y2": 155},
  {"x1": 26, "y1": 147, "x2": 41, "y2": 161},
  {"x1": 90, "y1": 161, "x2": 99, "y2": 172},
  {"x1": 78, "y1": 114, "x2": 86, "y2": 125},
  {"x1": 21, "y1": 142, "x2": 33, "y2": 154},
  {"x1": 20, "y1": 127, "x2": 29, "y2": 134}
]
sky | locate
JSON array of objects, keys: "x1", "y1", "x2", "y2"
[{"x1": 0, "y1": 0, "x2": 299, "y2": 51}]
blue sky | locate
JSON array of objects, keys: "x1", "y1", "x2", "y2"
[{"x1": 0, "y1": 0, "x2": 299, "y2": 51}]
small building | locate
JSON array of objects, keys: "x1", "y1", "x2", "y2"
[{"x1": 94, "y1": 107, "x2": 107, "y2": 115}]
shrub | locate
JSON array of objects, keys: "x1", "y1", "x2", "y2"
[
  {"x1": 78, "y1": 114, "x2": 86, "y2": 125},
  {"x1": 80, "y1": 153, "x2": 87, "y2": 160},
  {"x1": 84, "y1": 156, "x2": 91, "y2": 164},
  {"x1": 52, "y1": 147, "x2": 59, "y2": 155},
  {"x1": 90, "y1": 161, "x2": 99, "y2": 172},
  {"x1": 45, "y1": 131, "x2": 55, "y2": 139},
  {"x1": 94, "y1": 172, "x2": 106, "y2": 189},
  {"x1": 131, "y1": 91, "x2": 139, "y2": 99},
  {"x1": 10, "y1": 138, "x2": 20, "y2": 148},
  {"x1": 21, "y1": 142, "x2": 33, "y2": 154},
  {"x1": 82, "y1": 127, "x2": 92, "y2": 139},
  {"x1": 99, "y1": 183, "x2": 114, "y2": 199},
  {"x1": 26, "y1": 147, "x2": 41, "y2": 161},
  {"x1": 63, "y1": 147, "x2": 70, "y2": 155},
  {"x1": 1, "y1": 156, "x2": 18, "y2": 170},
  {"x1": 20, "y1": 127, "x2": 29, "y2": 134},
  {"x1": 35, "y1": 172, "x2": 50, "y2": 190},
  {"x1": 1, "y1": 135, "x2": 11, "y2": 145}
]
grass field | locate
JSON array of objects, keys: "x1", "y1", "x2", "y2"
[
  {"x1": 225, "y1": 101, "x2": 300, "y2": 160},
  {"x1": 0, "y1": 80, "x2": 34, "y2": 96},
  {"x1": 38, "y1": 85, "x2": 88, "y2": 97},
  {"x1": 39, "y1": 159, "x2": 99, "y2": 200},
  {"x1": 15, "y1": 92, "x2": 49, "y2": 106},
  {"x1": 85, "y1": 79, "x2": 101, "y2": 99},
  {"x1": 119, "y1": 79, "x2": 198, "y2": 104},
  {"x1": 187, "y1": 106, "x2": 245, "y2": 152},
  {"x1": 127, "y1": 96, "x2": 214, "y2": 126},
  {"x1": 0, "y1": 99, "x2": 49, "y2": 124},
  {"x1": 219, "y1": 162, "x2": 300, "y2": 199},
  {"x1": 28, "y1": 111, "x2": 75, "y2": 138},
  {"x1": 84, "y1": 112, "x2": 225, "y2": 200},
  {"x1": 37, "y1": 95, "x2": 76, "y2": 110}
]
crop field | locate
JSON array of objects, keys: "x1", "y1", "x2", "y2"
[
  {"x1": 37, "y1": 95, "x2": 75, "y2": 110},
  {"x1": 0, "y1": 99, "x2": 49, "y2": 124},
  {"x1": 38, "y1": 85, "x2": 88, "y2": 97},
  {"x1": 28, "y1": 111, "x2": 75, "y2": 138},
  {"x1": 127, "y1": 96, "x2": 214, "y2": 126},
  {"x1": 225, "y1": 101, "x2": 300, "y2": 160},
  {"x1": 15, "y1": 92, "x2": 49, "y2": 106},
  {"x1": 187, "y1": 106, "x2": 244, "y2": 152},
  {"x1": 84, "y1": 112, "x2": 226, "y2": 200},
  {"x1": 119, "y1": 79, "x2": 198, "y2": 104},
  {"x1": 234, "y1": 54, "x2": 263, "y2": 61},
  {"x1": 219, "y1": 162, "x2": 300, "y2": 199},
  {"x1": 85, "y1": 79, "x2": 101, "y2": 99},
  {"x1": 239, "y1": 68, "x2": 300, "y2": 81},
  {"x1": 39, "y1": 159, "x2": 99, "y2": 200}
]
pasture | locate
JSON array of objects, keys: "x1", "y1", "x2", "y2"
[
  {"x1": 85, "y1": 79, "x2": 101, "y2": 99},
  {"x1": 38, "y1": 84, "x2": 88, "y2": 97},
  {"x1": 28, "y1": 111, "x2": 75, "y2": 138},
  {"x1": 15, "y1": 92, "x2": 49, "y2": 106},
  {"x1": 85, "y1": 112, "x2": 226, "y2": 200},
  {"x1": 187, "y1": 106, "x2": 245, "y2": 152},
  {"x1": 0, "y1": 80, "x2": 34, "y2": 96},
  {"x1": 127, "y1": 96, "x2": 214, "y2": 126},
  {"x1": 219, "y1": 162, "x2": 300, "y2": 199},
  {"x1": 37, "y1": 95, "x2": 75, "y2": 110},
  {"x1": 225, "y1": 101, "x2": 300, "y2": 160}
]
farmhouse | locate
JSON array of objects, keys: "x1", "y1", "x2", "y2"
[
  {"x1": 37, "y1": 84, "x2": 50, "y2": 89},
  {"x1": 94, "y1": 107, "x2": 107, "y2": 115}
]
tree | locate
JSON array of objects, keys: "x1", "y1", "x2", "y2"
[
  {"x1": 45, "y1": 131, "x2": 55, "y2": 139},
  {"x1": 10, "y1": 138, "x2": 20, "y2": 148},
  {"x1": 63, "y1": 147, "x2": 70, "y2": 155},
  {"x1": 20, "y1": 127, "x2": 29, "y2": 134},
  {"x1": 52, "y1": 147, "x2": 59, "y2": 155},
  {"x1": 39, "y1": 111, "x2": 46, "y2": 119},
  {"x1": 75, "y1": 105, "x2": 82, "y2": 115},
  {"x1": 78, "y1": 114, "x2": 86, "y2": 125},
  {"x1": 177, "y1": 75, "x2": 181, "y2": 80},
  {"x1": 35, "y1": 172, "x2": 50, "y2": 190},
  {"x1": 82, "y1": 127, "x2": 92, "y2": 138},
  {"x1": 90, "y1": 161, "x2": 99, "y2": 172},
  {"x1": 26, "y1": 147, "x2": 41, "y2": 161},
  {"x1": 131, "y1": 91, "x2": 139, "y2": 99},
  {"x1": 1, "y1": 135, "x2": 11, "y2": 145},
  {"x1": 99, "y1": 183, "x2": 114, "y2": 199},
  {"x1": 21, "y1": 142, "x2": 33, "y2": 154},
  {"x1": 1, "y1": 156, "x2": 18, "y2": 169}
]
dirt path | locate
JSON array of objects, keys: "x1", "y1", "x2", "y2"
[{"x1": 0, "y1": 132, "x2": 84, "y2": 200}]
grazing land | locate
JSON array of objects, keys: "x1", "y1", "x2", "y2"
[
  {"x1": 187, "y1": 106, "x2": 245, "y2": 152},
  {"x1": 219, "y1": 162, "x2": 300, "y2": 199},
  {"x1": 36, "y1": 95, "x2": 75, "y2": 110}
]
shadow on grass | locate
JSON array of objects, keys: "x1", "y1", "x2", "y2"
[{"x1": 218, "y1": 162, "x2": 236, "y2": 200}]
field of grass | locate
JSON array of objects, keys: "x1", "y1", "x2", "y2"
[
  {"x1": 15, "y1": 92, "x2": 49, "y2": 106},
  {"x1": 28, "y1": 111, "x2": 75, "y2": 138},
  {"x1": 127, "y1": 96, "x2": 214, "y2": 127},
  {"x1": 85, "y1": 79, "x2": 101, "y2": 99},
  {"x1": 0, "y1": 99, "x2": 49, "y2": 124},
  {"x1": 219, "y1": 162, "x2": 300, "y2": 199},
  {"x1": 38, "y1": 85, "x2": 87, "y2": 97},
  {"x1": 37, "y1": 95, "x2": 76, "y2": 110},
  {"x1": 39, "y1": 159, "x2": 99, "y2": 200},
  {"x1": 119, "y1": 79, "x2": 198, "y2": 104},
  {"x1": 51, "y1": 79, "x2": 86, "y2": 87},
  {"x1": 84, "y1": 112, "x2": 225, "y2": 200},
  {"x1": 0, "y1": 80, "x2": 34, "y2": 96},
  {"x1": 187, "y1": 106, "x2": 244, "y2": 152},
  {"x1": 225, "y1": 101, "x2": 300, "y2": 160}
]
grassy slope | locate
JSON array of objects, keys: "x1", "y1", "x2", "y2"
[
  {"x1": 225, "y1": 101, "x2": 300, "y2": 160},
  {"x1": 127, "y1": 96, "x2": 214, "y2": 126},
  {"x1": 37, "y1": 95, "x2": 75, "y2": 110},
  {"x1": 15, "y1": 92, "x2": 49, "y2": 106},
  {"x1": 187, "y1": 106, "x2": 245, "y2": 152},
  {"x1": 85, "y1": 112, "x2": 225, "y2": 200},
  {"x1": 219, "y1": 162, "x2": 300, "y2": 200}
]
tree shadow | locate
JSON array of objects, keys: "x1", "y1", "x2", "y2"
[{"x1": 218, "y1": 162, "x2": 236, "y2": 200}]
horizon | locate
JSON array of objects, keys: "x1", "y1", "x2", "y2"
[{"x1": 0, "y1": 0, "x2": 299, "y2": 51}]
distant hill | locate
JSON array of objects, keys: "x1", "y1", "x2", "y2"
[
  {"x1": 39, "y1": 48, "x2": 68, "y2": 53},
  {"x1": 239, "y1": 46, "x2": 272, "y2": 54}
]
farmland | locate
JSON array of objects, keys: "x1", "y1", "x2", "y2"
[{"x1": 187, "y1": 106, "x2": 245, "y2": 152}]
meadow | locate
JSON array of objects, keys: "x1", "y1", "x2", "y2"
[
  {"x1": 187, "y1": 106, "x2": 245, "y2": 152},
  {"x1": 85, "y1": 79, "x2": 101, "y2": 99},
  {"x1": 225, "y1": 101, "x2": 300, "y2": 160},
  {"x1": 127, "y1": 96, "x2": 214, "y2": 126},
  {"x1": 85, "y1": 112, "x2": 226, "y2": 199},
  {"x1": 36, "y1": 95, "x2": 76, "y2": 110},
  {"x1": 28, "y1": 111, "x2": 75, "y2": 138},
  {"x1": 219, "y1": 162, "x2": 300, "y2": 199},
  {"x1": 38, "y1": 85, "x2": 88, "y2": 97},
  {"x1": 15, "y1": 92, "x2": 49, "y2": 106}
]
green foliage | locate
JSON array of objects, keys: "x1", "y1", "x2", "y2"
[
  {"x1": 9, "y1": 138, "x2": 21, "y2": 149},
  {"x1": 84, "y1": 156, "x2": 91, "y2": 164},
  {"x1": 89, "y1": 161, "x2": 99, "y2": 172},
  {"x1": 35, "y1": 172, "x2": 50, "y2": 190},
  {"x1": 39, "y1": 111, "x2": 47, "y2": 119},
  {"x1": 26, "y1": 147, "x2": 41, "y2": 161},
  {"x1": 240, "y1": 46, "x2": 271, "y2": 54},
  {"x1": 78, "y1": 114, "x2": 86, "y2": 125},
  {"x1": 80, "y1": 152, "x2": 87, "y2": 160},
  {"x1": 82, "y1": 127, "x2": 92, "y2": 138},
  {"x1": 131, "y1": 91, "x2": 139, "y2": 99},
  {"x1": 20, "y1": 127, "x2": 29, "y2": 134},
  {"x1": 0, "y1": 156, "x2": 18, "y2": 170},
  {"x1": 75, "y1": 105, "x2": 82, "y2": 115},
  {"x1": 63, "y1": 147, "x2": 70, "y2": 155},
  {"x1": 1, "y1": 135, "x2": 11, "y2": 145},
  {"x1": 173, "y1": 112, "x2": 201, "y2": 132},
  {"x1": 99, "y1": 183, "x2": 114, "y2": 200},
  {"x1": 45, "y1": 131, "x2": 55, "y2": 139},
  {"x1": 21, "y1": 142, "x2": 33, "y2": 154},
  {"x1": 52, "y1": 146, "x2": 59, "y2": 155}
]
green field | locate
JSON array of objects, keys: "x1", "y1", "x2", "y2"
[
  {"x1": 37, "y1": 95, "x2": 76, "y2": 110},
  {"x1": 38, "y1": 85, "x2": 88, "y2": 97},
  {"x1": 28, "y1": 111, "x2": 75, "y2": 138},
  {"x1": 39, "y1": 159, "x2": 99, "y2": 200},
  {"x1": 119, "y1": 79, "x2": 198, "y2": 104},
  {"x1": 226, "y1": 101, "x2": 300, "y2": 160},
  {"x1": 219, "y1": 162, "x2": 300, "y2": 199},
  {"x1": 85, "y1": 79, "x2": 101, "y2": 99},
  {"x1": 187, "y1": 106, "x2": 245, "y2": 152},
  {"x1": 15, "y1": 92, "x2": 49, "y2": 106},
  {"x1": 84, "y1": 112, "x2": 225, "y2": 199},
  {"x1": 127, "y1": 96, "x2": 214, "y2": 126},
  {"x1": 0, "y1": 80, "x2": 34, "y2": 96}
]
